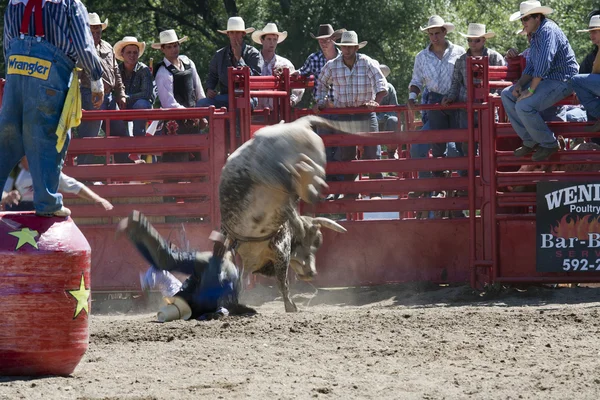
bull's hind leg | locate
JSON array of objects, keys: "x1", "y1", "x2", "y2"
[
  {"x1": 276, "y1": 262, "x2": 298, "y2": 312},
  {"x1": 286, "y1": 154, "x2": 328, "y2": 204}
]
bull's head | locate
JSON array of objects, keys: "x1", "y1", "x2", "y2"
[{"x1": 289, "y1": 216, "x2": 346, "y2": 281}]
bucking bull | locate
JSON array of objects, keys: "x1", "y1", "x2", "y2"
[{"x1": 219, "y1": 115, "x2": 348, "y2": 312}]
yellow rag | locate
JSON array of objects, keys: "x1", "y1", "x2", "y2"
[{"x1": 55, "y1": 68, "x2": 82, "y2": 153}]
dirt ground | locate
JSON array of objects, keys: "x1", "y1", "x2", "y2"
[{"x1": 2, "y1": 282, "x2": 600, "y2": 400}]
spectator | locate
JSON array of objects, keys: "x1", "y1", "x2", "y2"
[
  {"x1": 293, "y1": 24, "x2": 345, "y2": 104},
  {"x1": 0, "y1": 0, "x2": 103, "y2": 217},
  {"x1": 77, "y1": 13, "x2": 126, "y2": 165},
  {"x1": 376, "y1": 64, "x2": 401, "y2": 159},
  {"x1": 501, "y1": 1, "x2": 578, "y2": 161},
  {"x1": 579, "y1": 10, "x2": 600, "y2": 75},
  {"x1": 198, "y1": 17, "x2": 261, "y2": 109},
  {"x1": 572, "y1": 15, "x2": 600, "y2": 132},
  {"x1": 2, "y1": 157, "x2": 113, "y2": 212},
  {"x1": 152, "y1": 29, "x2": 206, "y2": 161},
  {"x1": 442, "y1": 23, "x2": 505, "y2": 175},
  {"x1": 316, "y1": 31, "x2": 388, "y2": 199},
  {"x1": 408, "y1": 15, "x2": 466, "y2": 184},
  {"x1": 251, "y1": 23, "x2": 304, "y2": 108},
  {"x1": 111, "y1": 36, "x2": 156, "y2": 163}
]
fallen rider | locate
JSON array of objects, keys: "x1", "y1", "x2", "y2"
[{"x1": 117, "y1": 210, "x2": 255, "y2": 321}]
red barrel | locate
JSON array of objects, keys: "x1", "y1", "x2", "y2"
[{"x1": 0, "y1": 212, "x2": 91, "y2": 376}]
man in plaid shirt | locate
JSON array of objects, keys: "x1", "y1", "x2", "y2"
[
  {"x1": 293, "y1": 24, "x2": 345, "y2": 104},
  {"x1": 316, "y1": 31, "x2": 388, "y2": 199}
]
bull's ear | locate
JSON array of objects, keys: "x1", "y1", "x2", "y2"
[{"x1": 312, "y1": 217, "x2": 347, "y2": 233}]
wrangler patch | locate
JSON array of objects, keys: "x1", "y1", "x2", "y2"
[{"x1": 7, "y1": 56, "x2": 51, "y2": 80}]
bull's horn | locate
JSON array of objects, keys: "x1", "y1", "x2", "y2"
[{"x1": 312, "y1": 217, "x2": 347, "y2": 233}]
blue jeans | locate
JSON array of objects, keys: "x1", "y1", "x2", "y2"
[
  {"x1": 197, "y1": 94, "x2": 229, "y2": 109},
  {"x1": 410, "y1": 121, "x2": 432, "y2": 179},
  {"x1": 501, "y1": 80, "x2": 572, "y2": 148},
  {"x1": 0, "y1": 37, "x2": 73, "y2": 215},
  {"x1": 77, "y1": 88, "x2": 116, "y2": 164},
  {"x1": 110, "y1": 98, "x2": 153, "y2": 163},
  {"x1": 571, "y1": 74, "x2": 600, "y2": 119}
]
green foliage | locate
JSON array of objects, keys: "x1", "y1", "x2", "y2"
[{"x1": 0, "y1": 0, "x2": 598, "y2": 103}]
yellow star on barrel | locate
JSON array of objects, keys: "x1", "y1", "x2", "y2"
[
  {"x1": 8, "y1": 228, "x2": 39, "y2": 250},
  {"x1": 67, "y1": 274, "x2": 90, "y2": 319}
]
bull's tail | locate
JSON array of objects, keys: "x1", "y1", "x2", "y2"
[{"x1": 296, "y1": 115, "x2": 355, "y2": 135}]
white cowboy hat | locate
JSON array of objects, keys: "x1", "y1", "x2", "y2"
[
  {"x1": 509, "y1": 1, "x2": 553, "y2": 22},
  {"x1": 113, "y1": 37, "x2": 146, "y2": 61},
  {"x1": 459, "y1": 23, "x2": 495, "y2": 39},
  {"x1": 379, "y1": 64, "x2": 391, "y2": 78},
  {"x1": 335, "y1": 31, "x2": 367, "y2": 49},
  {"x1": 577, "y1": 15, "x2": 600, "y2": 32},
  {"x1": 251, "y1": 23, "x2": 288, "y2": 44},
  {"x1": 217, "y1": 16, "x2": 255, "y2": 35},
  {"x1": 151, "y1": 29, "x2": 189, "y2": 50},
  {"x1": 88, "y1": 13, "x2": 108, "y2": 30},
  {"x1": 157, "y1": 296, "x2": 192, "y2": 322},
  {"x1": 420, "y1": 15, "x2": 455, "y2": 33}
]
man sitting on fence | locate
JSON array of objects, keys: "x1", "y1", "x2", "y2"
[
  {"x1": 571, "y1": 15, "x2": 600, "y2": 134},
  {"x1": 251, "y1": 23, "x2": 304, "y2": 109},
  {"x1": 501, "y1": 1, "x2": 578, "y2": 161},
  {"x1": 198, "y1": 17, "x2": 261, "y2": 110}
]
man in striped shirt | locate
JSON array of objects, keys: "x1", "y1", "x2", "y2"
[
  {"x1": 501, "y1": 1, "x2": 578, "y2": 161},
  {"x1": 0, "y1": 0, "x2": 103, "y2": 217},
  {"x1": 316, "y1": 31, "x2": 388, "y2": 198}
]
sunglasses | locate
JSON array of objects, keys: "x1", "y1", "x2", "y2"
[
  {"x1": 467, "y1": 38, "x2": 481, "y2": 43},
  {"x1": 521, "y1": 15, "x2": 534, "y2": 23}
]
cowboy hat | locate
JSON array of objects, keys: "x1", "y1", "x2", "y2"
[
  {"x1": 157, "y1": 296, "x2": 192, "y2": 322},
  {"x1": 379, "y1": 64, "x2": 391, "y2": 78},
  {"x1": 420, "y1": 15, "x2": 455, "y2": 33},
  {"x1": 335, "y1": 31, "x2": 367, "y2": 49},
  {"x1": 217, "y1": 16, "x2": 255, "y2": 35},
  {"x1": 577, "y1": 15, "x2": 600, "y2": 33},
  {"x1": 151, "y1": 29, "x2": 189, "y2": 50},
  {"x1": 113, "y1": 36, "x2": 146, "y2": 61},
  {"x1": 509, "y1": 1, "x2": 553, "y2": 22},
  {"x1": 310, "y1": 24, "x2": 346, "y2": 40},
  {"x1": 251, "y1": 23, "x2": 287, "y2": 44},
  {"x1": 88, "y1": 13, "x2": 108, "y2": 30},
  {"x1": 459, "y1": 23, "x2": 495, "y2": 39}
]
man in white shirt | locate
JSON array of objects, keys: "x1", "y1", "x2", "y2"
[
  {"x1": 408, "y1": 15, "x2": 466, "y2": 183},
  {"x1": 152, "y1": 29, "x2": 205, "y2": 110},
  {"x1": 251, "y1": 23, "x2": 304, "y2": 109}
]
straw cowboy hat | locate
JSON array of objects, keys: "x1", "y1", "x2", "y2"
[
  {"x1": 379, "y1": 64, "x2": 390, "y2": 78},
  {"x1": 157, "y1": 296, "x2": 192, "y2": 322},
  {"x1": 459, "y1": 23, "x2": 495, "y2": 39},
  {"x1": 420, "y1": 15, "x2": 455, "y2": 33},
  {"x1": 577, "y1": 15, "x2": 600, "y2": 32},
  {"x1": 335, "y1": 31, "x2": 367, "y2": 49},
  {"x1": 310, "y1": 24, "x2": 346, "y2": 40},
  {"x1": 217, "y1": 16, "x2": 255, "y2": 35},
  {"x1": 251, "y1": 23, "x2": 287, "y2": 44},
  {"x1": 509, "y1": 1, "x2": 553, "y2": 22},
  {"x1": 88, "y1": 13, "x2": 108, "y2": 30},
  {"x1": 151, "y1": 29, "x2": 189, "y2": 50},
  {"x1": 113, "y1": 37, "x2": 146, "y2": 61}
]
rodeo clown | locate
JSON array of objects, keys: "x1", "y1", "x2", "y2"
[
  {"x1": 0, "y1": 0, "x2": 104, "y2": 217},
  {"x1": 117, "y1": 210, "x2": 255, "y2": 321}
]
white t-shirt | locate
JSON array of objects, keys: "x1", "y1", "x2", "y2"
[{"x1": 15, "y1": 169, "x2": 84, "y2": 201}]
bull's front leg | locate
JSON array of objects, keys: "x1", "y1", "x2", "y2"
[{"x1": 275, "y1": 260, "x2": 298, "y2": 312}]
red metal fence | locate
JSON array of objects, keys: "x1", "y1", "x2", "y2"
[{"x1": 2, "y1": 58, "x2": 600, "y2": 291}]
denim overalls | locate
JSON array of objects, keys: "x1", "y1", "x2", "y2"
[{"x1": 0, "y1": 0, "x2": 74, "y2": 215}]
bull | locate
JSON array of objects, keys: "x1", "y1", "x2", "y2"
[{"x1": 219, "y1": 115, "x2": 348, "y2": 312}]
